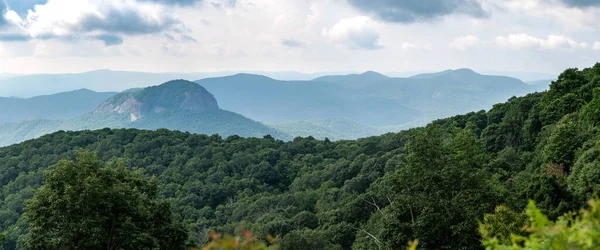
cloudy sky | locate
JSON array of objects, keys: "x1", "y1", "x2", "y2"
[{"x1": 0, "y1": 0, "x2": 599, "y2": 74}]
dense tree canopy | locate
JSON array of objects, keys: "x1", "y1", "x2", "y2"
[
  {"x1": 1, "y1": 63, "x2": 600, "y2": 249},
  {"x1": 21, "y1": 152, "x2": 187, "y2": 250}
]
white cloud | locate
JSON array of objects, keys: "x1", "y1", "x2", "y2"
[
  {"x1": 398, "y1": 42, "x2": 432, "y2": 51},
  {"x1": 26, "y1": 0, "x2": 100, "y2": 37},
  {"x1": 4, "y1": 9, "x2": 23, "y2": 25},
  {"x1": 322, "y1": 16, "x2": 383, "y2": 50},
  {"x1": 496, "y1": 33, "x2": 588, "y2": 50},
  {"x1": 543, "y1": 34, "x2": 587, "y2": 49},
  {"x1": 450, "y1": 35, "x2": 481, "y2": 50},
  {"x1": 400, "y1": 42, "x2": 415, "y2": 50},
  {"x1": 0, "y1": 9, "x2": 29, "y2": 40},
  {"x1": 4, "y1": 0, "x2": 181, "y2": 45},
  {"x1": 496, "y1": 34, "x2": 540, "y2": 49},
  {"x1": 594, "y1": 41, "x2": 600, "y2": 50}
]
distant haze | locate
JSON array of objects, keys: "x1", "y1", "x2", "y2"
[
  {"x1": 0, "y1": 69, "x2": 555, "y2": 98},
  {"x1": 0, "y1": 68, "x2": 552, "y2": 145}
]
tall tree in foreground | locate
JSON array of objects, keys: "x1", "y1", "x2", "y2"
[{"x1": 21, "y1": 151, "x2": 187, "y2": 250}]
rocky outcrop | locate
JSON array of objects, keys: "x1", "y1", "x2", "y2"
[{"x1": 95, "y1": 80, "x2": 220, "y2": 121}]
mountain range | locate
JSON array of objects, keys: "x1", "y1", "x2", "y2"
[
  {"x1": 199, "y1": 69, "x2": 549, "y2": 127},
  {"x1": 0, "y1": 69, "x2": 555, "y2": 98},
  {"x1": 0, "y1": 80, "x2": 285, "y2": 146},
  {"x1": 0, "y1": 70, "x2": 348, "y2": 97},
  {"x1": 0, "y1": 89, "x2": 116, "y2": 123},
  {"x1": 0, "y1": 69, "x2": 553, "y2": 146}
]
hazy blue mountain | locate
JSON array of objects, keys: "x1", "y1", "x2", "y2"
[
  {"x1": 411, "y1": 69, "x2": 557, "y2": 82},
  {"x1": 384, "y1": 71, "x2": 428, "y2": 78},
  {"x1": 198, "y1": 69, "x2": 545, "y2": 128},
  {"x1": 198, "y1": 73, "x2": 420, "y2": 126},
  {"x1": 0, "y1": 70, "x2": 351, "y2": 98},
  {"x1": 233, "y1": 71, "x2": 353, "y2": 81},
  {"x1": 0, "y1": 89, "x2": 116, "y2": 123},
  {"x1": 0, "y1": 69, "x2": 557, "y2": 98},
  {"x1": 360, "y1": 69, "x2": 547, "y2": 122},
  {"x1": 527, "y1": 79, "x2": 553, "y2": 90},
  {"x1": 0, "y1": 69, "x2": 551, "y2": 144},
  {"x1": 312, "y1": 71, "x2": 390, "y2": 88},
  {"x1": 477, "y1": 70, "x2": 557, "y2": 82},
  {"x1": 0, "y1": 73, "x2": 21, "y2": 80},
  {"x1": 409, "y1": 69, "x2": 460, "y2": 79},
  {"x1": 0, "y1": 80, "x2": 287, "y2": 146},
  {"x1": 267, "y1": 117, "x2": 385, "y2": 140},
  {"x1": 386, "y1": 70, "x2": 558, "y2": 82}
]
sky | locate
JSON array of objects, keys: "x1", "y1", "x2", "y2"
[{"x1": 0, "y1": 0, "x2": 599, "y2": 74}]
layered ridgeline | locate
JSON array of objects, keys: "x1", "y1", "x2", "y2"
[
  {"x1": 0, "y1": 64, "x2": 597, "y2": 249},
  {"x1": 0, "y1": 89, "x2": 116, "y2": 123},
  {"x1": 0, "y1": 69, "x2": 550, "y2": 142},
  {"x1": 0, "y1": 69, "x2": 553, "y2": 98},
  {"x1": 0, "y1": 80, "x2": 285, "y2": 146},
  {"x1": 199, "y1": 69, "x2": 549, "y2": 131},
  {"x1": 0, "y1": 70, "x2": 345, "y2": 98}
]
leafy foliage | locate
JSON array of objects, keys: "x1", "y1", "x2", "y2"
[
  {"x1": 21, "y1": 151, "x2": 187, "y2": 250},
  {"x1": 482, "y1": 198, "x2": 600, "y2": 250},
  {"x1": 479, "y1": 205, "x2": 528, "y2": 245}
]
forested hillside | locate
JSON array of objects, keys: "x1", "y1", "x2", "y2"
[{"x1": 1, "y1": 63, "x2": 599, "y2": 249}]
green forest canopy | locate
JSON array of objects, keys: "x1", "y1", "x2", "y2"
[
  {"x1": 1, "y1": 63, "x2": 600, "y2": 249},
  {"x1": 21, "y1": 152, "x2": 187, "y2": 250}
]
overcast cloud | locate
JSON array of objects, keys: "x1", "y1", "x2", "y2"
[
  {"x1": 0, "y1": 0, "x2": 599, "y2": 75},
  {"x1": 558, "y1": 0, "x2": 600, "y2": 8},
  {"x1": 347, "y1": 0, "x2": 489, "y2": 23}
]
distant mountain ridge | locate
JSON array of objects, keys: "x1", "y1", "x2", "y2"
[
  {"x1": 0, "y1": 69, "x2": 552, "y2": 145},
  {"x1": 0, "y1": 80, "x2": 286, "y2": 146},
  {"x1": 0, "y1": 70, "x2": 351, "y2": 98},
  {"x1": 199, "y1": 69, "x2": 548, "y2": 127},
  {"x1": 0, "y1": 69, "x2": 556, "y2": 98},
  {"x1": 0, "y1": 89, "x2": 116, "y2": 123},
  {"x1": 409, "y1": 68, "x2": 478, "y2": 79},
  {"x1": 312, "y1": 71, "x2": 390, "y2": 88}
]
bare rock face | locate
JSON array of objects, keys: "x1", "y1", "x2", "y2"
[{"x1": 95, "y1": 80, "x2": 220, "y2": 121}]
